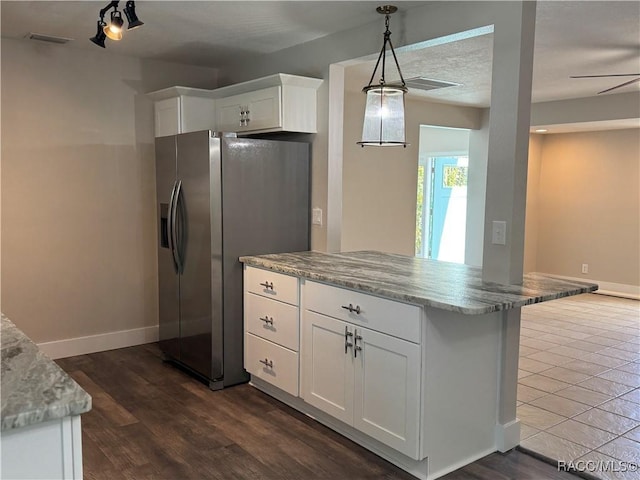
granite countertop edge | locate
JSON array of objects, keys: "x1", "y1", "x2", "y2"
[
  {"x1": 239, "y1": 251, "x2": 598, "y2": 315},
  {"x1": 1, "y1": 315, "x2": 92, "y2": 432}
]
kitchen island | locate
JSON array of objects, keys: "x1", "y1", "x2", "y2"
[
  {"x1": 1, "y1": 314, "x2": 91, "y2": 479},
  {"x1": 240, "y1": 251, "x2": 597, "y2": 480}
]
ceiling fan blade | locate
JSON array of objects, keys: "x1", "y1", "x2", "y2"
[
  {"x1": 597, "y1": 77, "x2": 640, "y2": 94},
  {"x1": 570, "y1": 74, "x2": 640, "y2": 78}
]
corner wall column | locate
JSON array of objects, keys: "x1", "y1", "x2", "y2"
[
  {"x1": 482, "y1": 1, "x2": 536, "y2": 452},
  {"x1": 482, "y1": 1, "x2": 536, "y2": 284}
]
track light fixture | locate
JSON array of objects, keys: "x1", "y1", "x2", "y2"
[
  {"x1": 105, "y1": 10, "x2": 124, "y2": 40},
  {"x1": 123, "y1": 1, "x2": 144, "y2": 30},
  {"x1": 357, "y1": 5, "x2": 409, "y2": 147},
  {"x1": 90, "y1": 20, "x2": 108, "y2": 48},
  {"x1": 90, "y1": 1, "x2": 143, "y2": 48}
]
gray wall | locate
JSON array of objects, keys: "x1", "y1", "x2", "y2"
[{"x1": 1, "y1": 38, "x2": 219, "y2": 342}]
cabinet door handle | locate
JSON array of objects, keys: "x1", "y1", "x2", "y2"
[
  {"x1": 259, "y1": 316, "x2": 274, "y2": 326},
  {"x1": 259, "y1": 281, "x2": 274, "y2": 290},
  {"x1": 344, "y1": 326, "x2": 353, "y2": 354},
  {"x1": 259, "y1": 358, "x2": 273, "y2": 368},
  {"x1": 341, "y1": 304, "x2": 361, "y2": 314},
  {"x1": 354, "y1": 329, "x2": 363, "y2": 358}
]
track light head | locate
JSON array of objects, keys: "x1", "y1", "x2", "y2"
[
  {"x1": 90, "y1": 20, "x2": 107, "y2": 48},
  {"x1": 90, "y1": 1, "x2": 144, "y2": 47},
  {"x1": 123, "y1": 1, "x2": 144, "y2": 30},
  {"x1": 104, "y1": 10, "x2": 124, "y2": 40}
]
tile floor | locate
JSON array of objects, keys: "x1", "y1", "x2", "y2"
[{"x1": 517, "y1": 293, "x2": 640, "y2": 480}]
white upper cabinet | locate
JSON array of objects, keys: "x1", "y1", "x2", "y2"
[
  {"x1": 148, "y1": 87, "x2": 217, "y2": 137},
  {"x1": 148, "y1": 74, "x2": 322, "y2": 137},
  {"x1": 215, "y1": 81, "x2": 320, "y2": 134}
]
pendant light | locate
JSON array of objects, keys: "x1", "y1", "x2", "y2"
[{"x1": 357, "y1": 5, "x2": 409, "y2": 148}]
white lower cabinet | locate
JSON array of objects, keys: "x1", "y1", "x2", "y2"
[
  {"x1": 243, "y1": 269, "x2": 421, "y2": 461},
  {"x1": 245, "y1": 332, "x2": 299, "y2": 396},
  {"x1": 1, "y1": 416, "x2": 83, "y2": 479},
  {"x1": 243, "y1": 266, "x2": 301, "y2": 396},
  {"x1": 302, "y1": 310, "x2": 421, "y2": 459}
]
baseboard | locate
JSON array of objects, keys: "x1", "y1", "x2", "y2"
[
  {"x1": 495, "y1": 418, "x2": 521, "y2": 452},
  {"x1": 37, "y1": 325, "x2": 159, "y2": 359},
  {"x1": 544, "y1": 274, "x2": 639, "y2": 300}
]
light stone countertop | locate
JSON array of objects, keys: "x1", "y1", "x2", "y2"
[
  {"x1": 239, "y1": 250, "x2": 598, "y2": 315},
  {"x1": 1, "y1": 314, "x2": 91, "y2": 431}
]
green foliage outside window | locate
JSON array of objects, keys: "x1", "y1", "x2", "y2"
[
  {"x1": 416, "y1": 165, "x2": 424, "y2": 255},
  {"x1": 443, "y1": 166, "x2": 468, "y2": 188}
]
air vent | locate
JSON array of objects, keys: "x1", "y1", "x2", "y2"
[
  {"x1": 404, "y1": 77, "x2": 461, "y2": 92},
  {"x1": 26, "y1": 33, "x2": 74, "y2": 44}
]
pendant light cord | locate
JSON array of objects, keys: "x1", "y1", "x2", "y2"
[{"x1": 365, "y1": 12, "x2": 407, "y2": 90}]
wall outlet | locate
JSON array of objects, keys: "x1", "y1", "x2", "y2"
[
  {"x1": 312, "y1": 207, "x2": 323, "y2": 226},
  {"x1": 581, "y1": 263, "x2": 589, "y2": 274}
]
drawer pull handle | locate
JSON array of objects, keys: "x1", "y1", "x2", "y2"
[
  {"x1": 354, "y1": 329, "x2": 363, "y2": 358},
  {"x1": 259, "y1": 316, "x2": 274, "y2": 326},
  {"x1": 341, "y1": 303, "x2": 361, "y2": 314},
  {"x1": 259, "y1": 358, "x2": 273, "y2": 368},
  {"x1": 344, "y1": 326, "x2": 353, "y2": 354},
  {"x1": 260, "y1": 281, "x2": 274, "y2": 290}
]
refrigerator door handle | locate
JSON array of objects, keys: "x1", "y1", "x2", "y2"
[
  {"x1": 171, "y1": 179, "x2": 184, "y2": 274},
  {"x1": 168, "y1": 180, "x2": 179, "y2": 273}
]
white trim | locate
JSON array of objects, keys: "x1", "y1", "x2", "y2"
[
  {"x1": 326, "y1": 63, "x2": 344, "y2": 253},
  {"x1": 37, "y1": 325, "x2": 159, "y2": 359},
  {"x1": 543, "y1": 274, "x2": 640, "y2": 300},
  {"x1": 495, "y1": 418, "x2": 521, "y2": 453}
]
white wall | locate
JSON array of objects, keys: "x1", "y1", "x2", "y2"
[
  {"x1": 532, "y1": 128, "x2": 639, "y2": 288},
  {"x1": 465, "y1": 109, "x2": 490, "y2": 267},
  {"x1": 523, "y1": 134, "x2": 543, "y2": 273},
  {"x1": 1, "y1": 38, "x2": 219, "y2": 343},
  {"x1": 218, "y1": 1, "x2": 534, "y2": 255},
  {"x1": 341, "y1": 69, "x2": 481, "y2": 254},
  {"x1": 419, "y1": 126, "x2": 471, "y2": 158}
]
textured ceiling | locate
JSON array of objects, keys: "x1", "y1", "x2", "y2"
[
  {"x1": 347, "y1": 1, "x2": 640, "y2": 106},
  {"x1": 0, "y1": 1, "x2": 424, "y2": 65},
  {"x1": 1, "y1": 1, "x2": 639, "y2": 107}
]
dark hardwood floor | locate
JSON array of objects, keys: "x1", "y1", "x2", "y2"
[{"x1": 56, "y1": 344, "x2": 579, "y2": 480}]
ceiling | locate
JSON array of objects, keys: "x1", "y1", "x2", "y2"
[{"x1": 1, "y1": 1, "x2": 639, "y2": 109}]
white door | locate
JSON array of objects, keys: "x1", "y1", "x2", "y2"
[
  {"x1": 301, "y1": 311, "x2": 354, "y2": 424},
  {"x1": 245, "y1": 86, "x2": 281, "y2": 131},
  {"x1": 154, "y1": 97, "x2": 181, "y2": 137},
  {"x1": 216, "y1": 98, "x2": 243, "y2": 131},
  {"x1": 353, "y1": 326, "x2": 421, "y2": 459}
]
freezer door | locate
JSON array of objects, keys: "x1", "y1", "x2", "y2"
[
  {"x1": 221, "y1": 137, "x2": 310, "y2": 386},
  {"x1": 176, "y1": 131, "x2": 216, "y2": 380},
  {"x1": 156, "y1": 135, "x2": 180, "y2": 360}
]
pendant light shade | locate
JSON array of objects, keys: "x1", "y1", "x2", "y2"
[
  {"x1": 357, "y1": 5, "x2": 409, "y2": 148},
  {"x1": 360, "y1": 84, "x2": 407, "y2": 146}
]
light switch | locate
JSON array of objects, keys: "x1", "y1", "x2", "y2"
[
  {"x1": 491, "y1": 221, "x2": 507, "y2": 245},
  {"x1": 312, "y1": 207, "x2": 323, "y2": 226}
]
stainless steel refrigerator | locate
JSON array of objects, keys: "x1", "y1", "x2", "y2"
[{"x1": 155, "y1": 130, "x2": 310, "y2": 389}]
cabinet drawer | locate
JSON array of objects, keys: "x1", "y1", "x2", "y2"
[
  {"x1": 245, "y1": 293, "x2": 299, "y2": 351},
  {"x1": 245, "y1": 333, "x2": 298, "y2": 396},
  {"x1": 245, "y1": 266, "x2": 299, "y2": 305},
  {"x1": 304, "y1": 281, "x2": 421, "y2": 343}
]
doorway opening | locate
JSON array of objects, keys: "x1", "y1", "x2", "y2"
[{"x1": 415, "y1": 126, "x2": 470, "y2": 262}]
